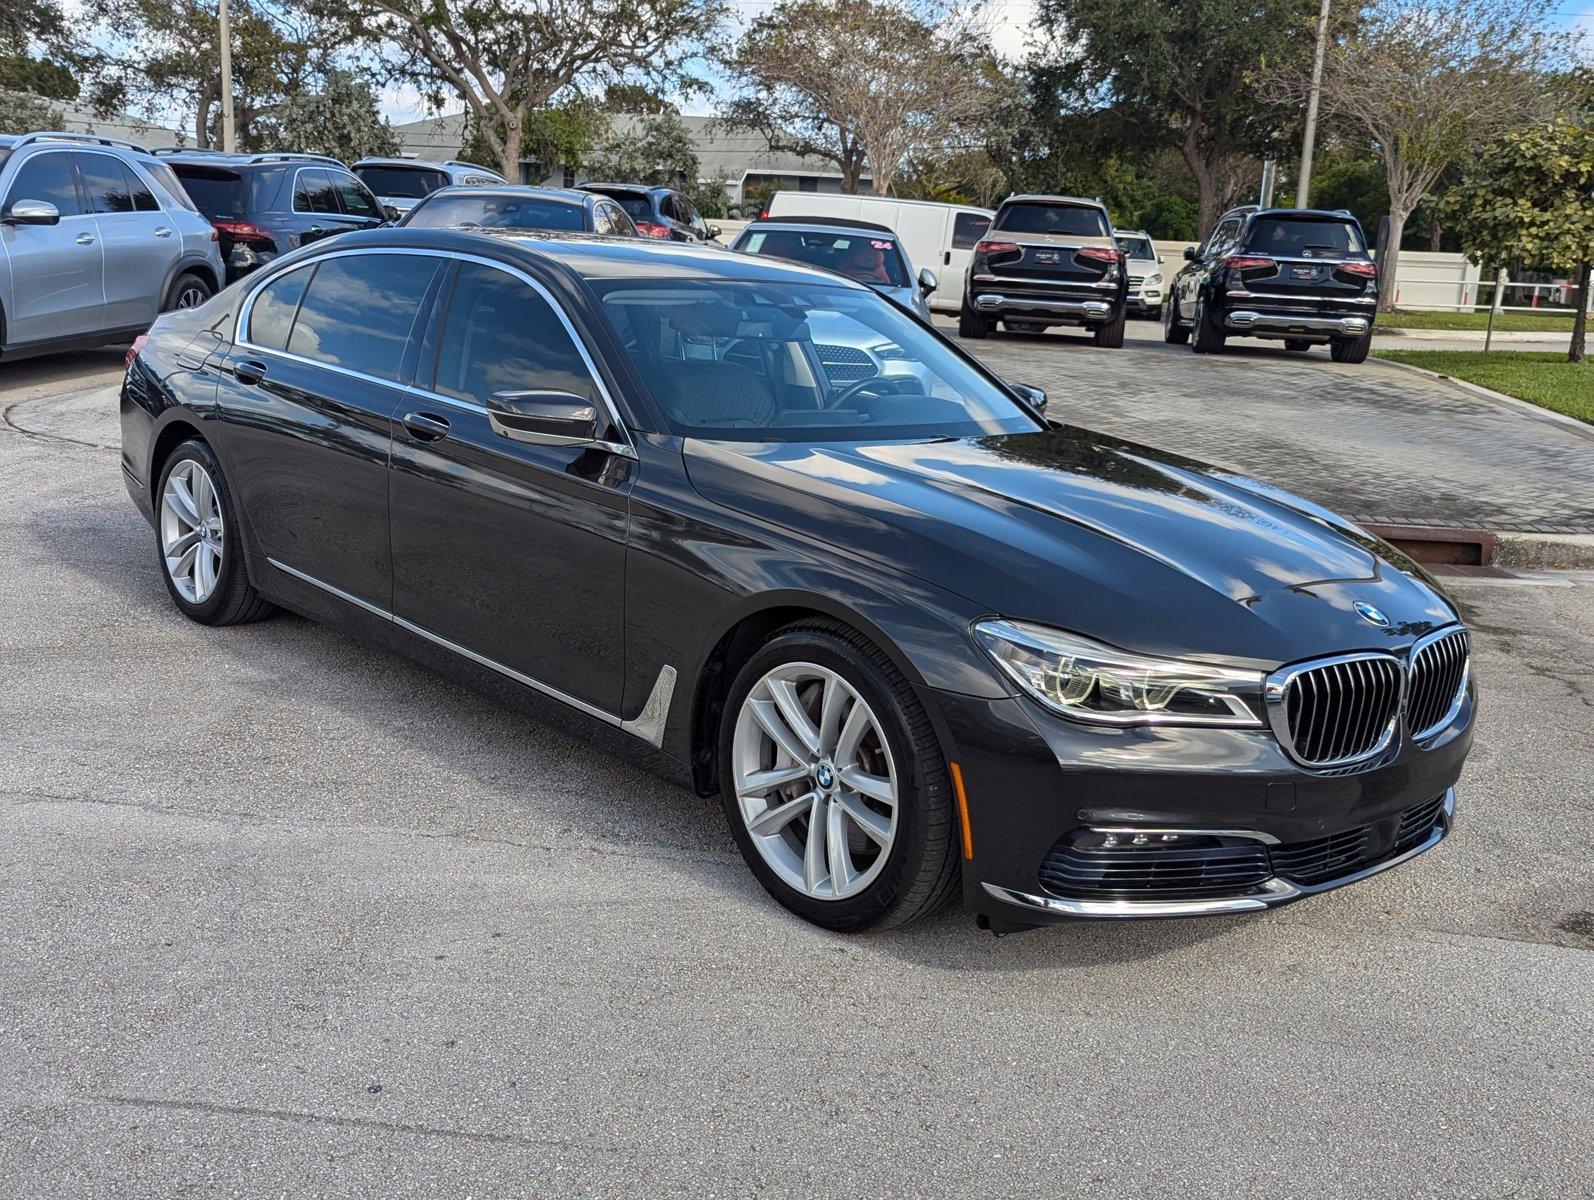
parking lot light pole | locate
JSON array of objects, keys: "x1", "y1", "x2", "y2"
[
  {"x1": 1296, "y1": 0, "x2": 1331, "y2": 206},
  {"x1": 219, "y1": 0, "x2": 237, "y2": 153}
]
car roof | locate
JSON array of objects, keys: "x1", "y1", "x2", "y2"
[
  {"x1": 579, "y1": 182, "x2": 668, "y2": 196},
  {"x1": 744, "y1": 216, "x2": 898, "y2": 236},
  {"x1": 1112, "y1": 228, "x2": 1152, "y2": 238},
  {"x1": 423, "y1": 184, "x2": 592, "y2": 206},
  {"x1": 354, "y1": 157, "x2": 502, "y2": 175},
  {"x1": 1002, "y1": 194, "x2": 1105, "y2": 209},
  {"x1": 1224, "y1": 206, "x2": 1358, "y2": 221}
]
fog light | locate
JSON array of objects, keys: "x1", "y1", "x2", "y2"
[{"x1": 1071, "y1": 829, "x2": 1191, "y2": 852}]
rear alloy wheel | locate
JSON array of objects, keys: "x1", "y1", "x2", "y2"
[
  {"x1": 1093, "y1": 309, "x2": 1126, "y2": 348},
  {"x1": 720, "y1": 623, "x2": 959, "y2": 931},
  {"x1": 1330, "y1": 332, "x2": 1372, "y2": 363},
  {"x1": 1190, "y1": 295, "x2": 1227, "y2": 354},
  {"x1": 957, "y1": 304, "x2": 991, "y2": 339},
  {"x1": 156, "y1": 440, "x2": 275, "y2": 626},
  {"x1": 163, "y1": 271, "x2": 213, "y2": 312},
  {"x1": 1163, "y1": 296, "x2": 1189, "y2": 345}
]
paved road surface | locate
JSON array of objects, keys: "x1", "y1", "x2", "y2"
[{"x1": 1, "y1": 350, "x2": 1591, "y2": 1197}]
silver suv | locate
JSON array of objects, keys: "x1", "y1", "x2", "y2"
[
  {"x1": 352, "y1": 157, "x2": 506, "y2": 217},
  {"x1": 0, "y1": 132, "x2": 225, "y2": 361}
]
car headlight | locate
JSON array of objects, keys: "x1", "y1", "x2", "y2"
[
  {"x1": 874, "y1": 342, "x2": 911, "y2": 360},
  {"x1": 973, "y1": 619, "x2": 1264, "y2": 726},
  {"x1": 1147, "y1": 273, "x2": 1163, "y2": 285}
]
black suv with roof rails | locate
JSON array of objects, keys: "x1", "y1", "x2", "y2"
[
  {"x1": 1165, "y1": 205, "x2": 1379, "y2": 363},
  {"x1": 154, "y1": 149, "x2": 389, "y2": 282}
]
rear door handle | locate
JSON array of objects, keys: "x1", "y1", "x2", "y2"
[
  {"x1": 154, "y1": 226, "x2": 173, "y2": 238},
  {"x1": 76, "y1": 233, "x2": 95, "y2": 246},
  {"x1": 403, "y1": 411, "x2": 451, "y2": 441},
  {"x1": 233, "y1": 358, "x2": 268, "y2": 385}
]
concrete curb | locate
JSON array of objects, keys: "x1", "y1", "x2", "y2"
[
  {"x1": 1377, "y1": 326, "x2": 1572, "y2": 344},
  {"x1": 1369, "y1": 354, "x2": 1594, "y2": 444},
  {"x1": 1493, "y1": 532, "x2": 1594, "y2": 571}
]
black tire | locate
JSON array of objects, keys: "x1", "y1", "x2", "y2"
[
  {"x1": 1284, "y1": 338, "x2": 1313, "y2": 352},
  {"x1": 1163, "y1": 297, "x2": 1189, "y2": 345},
  {"x1": 957, "y1": 304, "x2": 990, "y2": 338},
  {"x1": 154, "y1": 439, "x2": 275, "y2": 626},
  {"x1": 1190, "y1": 295, "x2": 1227, "y2": 354},
  {"x1": 1330, "y1": 332, "x2": 1372, "y2": 363},
  {"x1": 717, "y1": 620, "x2": 960, "y2": 932},
  {"x1": 1092, "y1": 309, "x2": 1126, "y2": 348},
  {"x1": 163, "y1": 271, "x2": 213, "y2": 313}
]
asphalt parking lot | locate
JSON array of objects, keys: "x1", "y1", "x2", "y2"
[{"x1": 2, "y1": 344, "x2": 1592, "y2": 1197}]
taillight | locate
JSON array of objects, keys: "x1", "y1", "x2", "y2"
[
  {"x1": 1225, "y1": 255, "x2": 1276, "y2": 271},
  {"x1": 974, "y1": 239, "x2": 1019, "y2": 256},
  {"x1": 209, "y1": 226, "x2": 219, "y2": 242},
  {"x1": 211, "y1": 218, "x2": 273, "y2": 245},
  {"x1": 1076, "y1": 246, "x2": 1123, "y2": 265},
  {"x1": 125, "y1": 334, "x2": 149, "y2": 368},
  {"x1": 1340, "y1": 260, "x2": 1377, "y2": 278},
  {"x1": 635, "y1": 221, "x2": 671, "y2": 239}
]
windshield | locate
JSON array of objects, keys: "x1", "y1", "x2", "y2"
[
  {"x1": 738, "y1": 228, "x2": 910, "y2": 289},
  {"x1": 1246, "y1": 217, "x2": 1365, "y2": 256},
  {"x1": 995, "y1": 202, "x2": 1110, "y2": 238},
  {"x1": 356, "y1": 165, "x2": 449, "y2": 199},
  {"x1": 597, "y1": 279, "x2": 1040, "y2": 443},
  {"x1": 1114, "y1": 235, "x2": 1156, "y2": 260},
  {"x1": 403, "y1": 194, "x2": 587, "y2": 231}
]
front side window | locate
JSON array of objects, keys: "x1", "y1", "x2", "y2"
[
  {"x1": 598, "y1": 279, "x2": 1041, "y2": 442},
  {"x1": 354, "y1": 165, "x2": 448, "y2": 199},
  {"x1": 293, "y1": 169, "x2": 339, "y2": 215},
  {"x1": 952, "y1": 212, "x2": 991, "y2": 249},
  {"x1": 993, "y1": 203, "x2": 1110, "y2": 238},
  {"x1": 1246, "y1": 217, "x2": 1365, "y2": 257},
  {"x1": 404, "y1": 194, "x2": 587, "y2": 232},
  {"x1": 77, "y1": 153, "x2": 159, "y2": 214},
  {"x1": 4, "y1": 152, "x2": 81, "y2": 215},
  {"x1": 739, "y1": 229, "x2": 910, "y2": 289},
  {"x1": 431, "y1": 261, "x2": 601, "y2": 408},
  {"x1": 331, "y1": 171, "x2": 380, "y2": 220},
  {"x1": 284, "y1": 253, "x2": 438, "y2": 380}
]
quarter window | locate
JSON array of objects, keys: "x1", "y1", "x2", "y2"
[
  {"x1": 247, "y1": 265, "x2": 313, "y2": 350},
  {"x1": 432, "y1": 262, "x2": 599, "y2": 408},
  {"x1": 293, "y1": 168, "x2": 339, "y2": 214},
  {"x1": 3, "y1": 152, "x2": 81, "y2": 216},
  {"x1": 285, "y1": 254, "x2": 438, "y2": 380},
  {"x1": 952, "y1": 212, "x2": 990, "y2": 249}
]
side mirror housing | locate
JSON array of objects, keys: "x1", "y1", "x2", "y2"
[
  {"x1": 487, "y1": 390, "x2": 600, "y2": 445},
  {"x1": 1182, "y1": 245, "x2": 1197, "y2": 261},
  {"x1": 707, "y1": 224, "x2": 722, "y2": 240},
  {"x1": 918, "y1": 266, "x2": 939, "y2": 294},
  {"x1": 1007, "y1": 380, "x2": 1047, "y2": 412},
  {"x1": 383, "y1": 204, "x2": 402, "y2": 223},
  {"x1": 5, "y1": 199, "x2": 61, "y2": 226}
]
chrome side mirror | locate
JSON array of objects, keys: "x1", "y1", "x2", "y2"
[
  {"x1": 487, "y1": 390, "x2": 600, "y2": 445},
  {"x1": 1007, "y1": 380, "x2": 1047, "y2": 412},
  {"x1": 918, "y1": 266, "x2": 939, "y2": 294},
  {"x1": 4, "y1": 199, "x2": 60, "y2": 226},
  {"x1": 707, "y1": 224, "x2": 722, "y2": 240}
]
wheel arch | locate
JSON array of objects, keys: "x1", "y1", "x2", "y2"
[
  {"x1": 147, "y1": 416, "x2": 207, "y2": 506},
  {"x1": 161, "y1": 256, "x2": 220, "y2": 305}
]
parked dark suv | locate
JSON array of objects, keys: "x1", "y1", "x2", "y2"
[
  {"x1": 577, "y1": 183, "x2": 718, "y2": 242},
  {"x1": 155, "y1": 150, "x2": 388, "y2": 282},
  {"x1": 1165, "y1": 206, "x2": 1378, "y2": 362},
  {"x1": 960, "y1": 195, "x2": 1127, "y2": 347}
]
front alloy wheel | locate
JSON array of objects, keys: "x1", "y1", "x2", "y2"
[{"x1": 732, "y1": 662, "x2": 898, "y2": 901}]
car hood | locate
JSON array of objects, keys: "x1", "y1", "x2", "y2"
[{"x1": 684, "y1": 425, "x2": 1458, "y2": 668}]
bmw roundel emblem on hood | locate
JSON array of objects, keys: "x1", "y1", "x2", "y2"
[{"x1": 1354, "y1": 601, "x2": 1391, "y2": 628}]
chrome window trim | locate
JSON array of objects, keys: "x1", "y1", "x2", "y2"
[
  {"x1": 1264, "y1": 649, "x2": 1406, "y2": 770},
  {"x1": 266, "y1": 557, "x2": 673, "y2": 747},
  {"x1": 233, "y1": 245, "x2": 636, "y2": 454},
  {"x1": 1405, "y1": 623, "x2": 1470, "y2": 743}
]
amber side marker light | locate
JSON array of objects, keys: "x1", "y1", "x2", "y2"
[{"x1": 950, "y1": 762, "x2": 974, "y2": 860}]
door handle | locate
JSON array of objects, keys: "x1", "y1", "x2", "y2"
[
  {"x1": 944, "y1": 251, "x2": 951, "y2": 265},
  {"x1": 155, "y1": 226, "x2": 173, "y2": 238},
  {"x1": 307, "y1": 225, "x2": 324, "y2": 236},
  {"x1": 233, "y1": 358, "x2": 268, "y2": 385},
  {"x1": 402, "y1": 411, "x2": 451, "y2": 441},
  {"x1": 76, "y1": 233, "x2": 95, "y2": 246}
]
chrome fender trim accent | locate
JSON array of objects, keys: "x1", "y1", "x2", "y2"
[{"x1": 621, "y1": 664, "x2": 677, "y2": 748}]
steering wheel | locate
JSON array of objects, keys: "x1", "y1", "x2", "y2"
[{"x1": 826, "y1": 375, "x2": 910, "y2": 410}]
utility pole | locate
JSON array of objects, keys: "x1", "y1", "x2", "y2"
[
  {"x1": 1296, "y1": 0, "x2": 1331, "y2": 207},
  {"x1": 218, "y1": 0, "x2": 237, "y2": 152},
  {"x1": 1259, "y1": 160, "x2": 1277, "y2": 209}
]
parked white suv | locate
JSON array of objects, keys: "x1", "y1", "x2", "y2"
[
  {"x1": 352, "y1": 157, "x2": 506, "y2": 217},
  {"x1": 0, "y1": 132, "x2": 224, "y2": 361},
  {"x1": 1114, "y1": 228, "x2": 1165, "y2": 318}
]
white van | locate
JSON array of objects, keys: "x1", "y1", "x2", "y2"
[{"x1": 765, "y1": 192, "x2": 992, "y2": 313}]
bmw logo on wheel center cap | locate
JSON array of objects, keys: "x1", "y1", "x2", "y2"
[
  {"x1": 815, "y1": 764, "x2": 835, "y2": 790},
  {"x1": 1354, "y1": 601, "x2": 1391, "y2": 628}
]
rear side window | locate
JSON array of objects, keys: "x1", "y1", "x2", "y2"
[
  {"x1": 1246, "y1": 217, "x2": 1365, "y2": 257},
  {"x1": 248, "y1": 265, "x2": 312, "y2": 349},
  {"x1": 355, "y1": 165, "x2": 448, "y2": 199},
  {"x1": 4, "y1": 152, "x2": 81, "y2": 215},
  {"x1": 994, "y1": 203, "x2": 1110, "y2": 238},
  {"x1": 294, "y1": 169, "x2": 339, "y2": 214},
  {"x1": 952, "y1": 212, "x2": 990, "y2": 249},
  {"x1": 432, "y1": 261, "x2": 598, "y2": 406},
  {"x1": 77, "y1": 152, "x2": 158, "y2": 213},
  {"x1": 286, "y1": 254, "x2": 438, "y2": 380},
  {"x1": 404, "y1": 194, "x2": 586, "y2": 231}
]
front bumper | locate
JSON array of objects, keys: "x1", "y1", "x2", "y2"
[{"x1": 933, "y1": 683, "x2": 1473, "y2": 927}]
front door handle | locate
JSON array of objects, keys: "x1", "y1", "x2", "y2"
[
  {"x1": 233, "y1": 358, "x2": 268, "y2": 385},
  {"x1": 944, "y1": 250, "x2": 951, "y2": 265},
  {"x1": 76, "y1": 232, "x2": 95, "y2": 246},
  {"x1": 154, "y1": 226, "x2": 173, "y2": 238},
  {"x1": 306, "y1": 225, "x2": 324, "y2": 236},
  {"x1": 402, "y1": 411, "x2": 451, "y2": 441}
]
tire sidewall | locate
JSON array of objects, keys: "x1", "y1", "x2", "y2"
[
  {"x1": 165, "y1": 271, "x2": 213, "y2": 313},
  {"x1": 155, "y1": 439, "x2": 244, "y2": 622},
  {"x1": 717, "y1": 629, "x2": 938, "y2": 930}
]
